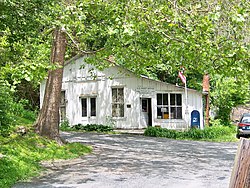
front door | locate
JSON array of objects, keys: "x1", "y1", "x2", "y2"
[
  {"x1": 140, "y1": 98, "x2": 152, "y2": 128},
  {"x1": 81, "y1": 97, "x2": 97, "y2": 124}
]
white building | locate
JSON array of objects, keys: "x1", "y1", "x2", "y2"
[{"x1": 40, "y1": 55, "x2": 204, "y2": 130}]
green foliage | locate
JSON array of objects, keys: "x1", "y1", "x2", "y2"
[
  {"x1": 0, "y1": 130, "x2": 92, "y2": 188},
  {"x1": 1, "y1": 0, "x2": 249, "y2": 127},
  {"x1": 77, "y1": 124, "x2": 113, "y2": 132},
  {"x1": 211, "y1": 76, "x2": 250, "y2": 123},
  {"x1": 144, "y1": 125, "x2": 236, "y2": 142},
  {"x1": 60, "y1": 123, "x2": 113, "y2": 133},
  {"x1": 0, "y1": 80, "x2": 38, "y2": 137},
  {"x1": 59, "y1": 119, "x2": 71, "y2": 131},
  {"x1": 144, "y1": 127, "x2": 181, "y2": 139},
  {"x1": 0, "y1": 82, "x2": 16, "y2": 135}
]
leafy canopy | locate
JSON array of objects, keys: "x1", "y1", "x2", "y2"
[{"x1": 0, "y1": 0, "x2": 249, "y2": 122}]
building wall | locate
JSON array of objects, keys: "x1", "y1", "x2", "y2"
[{"x1": 40, "y1": 56, "x2": 204, "y2": 129}]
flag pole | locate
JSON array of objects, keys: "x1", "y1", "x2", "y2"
[
  {"x1": 185, "y1": 80, "x2": 189, "y2": 129},
  {"x1": 178, "y1": 69, "x2": 188, "y2": 129}
]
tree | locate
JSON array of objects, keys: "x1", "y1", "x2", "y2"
[
  {"x1": 0, "y1": 0, "x2": 53, "y2": 109},
  {"x1": 34, "y1": 29, "x2": 67, "y2": 143},
  {"x1": 0, "y1": 0, "x2": 249, "y2": 142}
]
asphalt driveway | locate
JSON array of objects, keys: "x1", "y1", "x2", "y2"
[{"x1": 14, "y1": 132, "x2": 238, "y2": 188}]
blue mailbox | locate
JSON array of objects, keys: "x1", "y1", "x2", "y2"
[{"x1": 191, "y1": 110, "x2": 200, "y2": 128}]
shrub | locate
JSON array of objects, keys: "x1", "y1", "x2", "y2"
[
  {"x1": 144, "y1": 127, "x2": 180, "y2": 139},
  {"x1": 60, "y1": 123, "x2": 114, "y2": 132},
  {"x1": 0, "y1": 82, "x2": 37, "y2": 136},
  {"x1": 144, "y1": 125, "x2": 236, "y2": 142},
  {"x1": 60, "y1": 119, "x2": 71, "y2": 131},
  {"x1": 72, "y1": 124, "x2": 113, "y2": 132},
  {"x1": 0, "y1": 82, "x2": 16, "y2": 135}
]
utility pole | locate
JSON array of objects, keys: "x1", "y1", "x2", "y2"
[{"x1": 202, "y1": 74, "x2": 210, "y2": 126}]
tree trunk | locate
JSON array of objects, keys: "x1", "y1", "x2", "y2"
[
  {"x1": 34, "y1": 28, "x2": 67, "y2": 144},
  {"x1": 229, "y1": 138, "x2": 250, "y2": 188}
]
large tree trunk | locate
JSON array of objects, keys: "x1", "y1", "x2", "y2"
[{"x1": 35, "y1": 29, "x2": 67, "y2": 144}]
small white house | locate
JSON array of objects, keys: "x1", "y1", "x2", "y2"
[{"x1": 40, "y1": 55, "x2": 204, "y2": 130}]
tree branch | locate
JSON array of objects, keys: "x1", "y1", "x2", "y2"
[{"x1": 64, "y1": 28, "x2": 104, "y2": 54}]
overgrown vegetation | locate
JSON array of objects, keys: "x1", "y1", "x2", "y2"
[
  {"x1": 0, "y1": 88, "x2": 92, "y2": 188},
  {"x1": 0, "y1": 82, "x2": 38, "y2": 135},
  {"x1": 1, "y1": 0, "x2": 250, "y2": 135},
  {"x1": 60, "y1": 121, "x2": 114, "y2": 133},
  {"x1": 144, "y1": 124, "x2": 237, "y2": 142},
  {"x1": 0, "y1": 126, "x2": 92, "y2": 188},
  {"x1": 0, "y1": 82, "x2": 16, "y2": 135}
]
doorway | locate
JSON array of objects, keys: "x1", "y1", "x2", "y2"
[{"x1": 141, "y1": 98, "x2": 152, "y2": 127}]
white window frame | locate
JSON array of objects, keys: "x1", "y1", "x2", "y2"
[
  {"x1": 81, "y1": 97, "x2": 97, "y2": 118},
  {"x1": 157, "y1": 93, "x2": 182, "y2": 119},
  {"x1": 111, "y1": 87, "x2": 124, "y2": 117}
]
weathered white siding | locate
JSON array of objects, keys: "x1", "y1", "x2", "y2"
[{"x1": 40, "y1": 56, "x2": 204, "y2": 130}]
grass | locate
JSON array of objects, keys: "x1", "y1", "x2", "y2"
[
  {"x1": 144, "y1": 125, "x2": 238, "y2": 142},
  {"x1": 0, "y1": 124, "x2": 92, "y2": 188}
]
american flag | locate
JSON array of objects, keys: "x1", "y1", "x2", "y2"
[{"x1": 178, "y1": 71, "x2": 186, "y2": 84}]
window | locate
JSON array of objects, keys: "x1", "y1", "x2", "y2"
[
  {"x1": 157, "y1": 93, "x2": 182, "y2": 119},
  {"x1": 81, "y1": 97, "x2": 96, "y2": 117},
  {"x1": 170, "y1": 94, "x2": 182, "y2": 119},
  {"x1": 81, "y1": 98, "x2": 87, "y2": 117},
  {"x1": 142, "y1": 99, "x2": 148, "y2": 112},
  {"x1": 60, "y1": 91, "x2": 67, "y2": 121},
  {"x1": 112, "y1": 88, "x2": 124, "y2": 117},
  {"x1": 90, "y1": 98, "x2": 96, "y2": 116}
]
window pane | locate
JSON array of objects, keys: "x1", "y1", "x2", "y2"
[
  {"x1": 162, "y1": 107, "x2": 169, "y2": 119},
  {"x1": 119, "y1": 104, "x2": 124, "y2": 117},
  {"x1": 142, "y1": 99, "x2": 148, "y2": 112},
  {"x1": 157, "y1": 107, "x2": 162, "y2": 118},
  {"x1": 112, "y1": 88, "x2": 124, "y2": 117},
  {"x1": 170, "y1": 107, "x2": 176, "y2": 119},
  {"x1": 170, "y1": 107, "x2": 182, "y2": 119},
  {"x1": 117, "y1": 88, "x2": 124, "y2": 102},
  {"x1": 81, "y1": 98, "x2": 87, "y2": 117},
  {"x1": 61, "y1": 91, "x2": 66, "y2": 105},
  {"x1": 112, "y1": 104, "x2": 124, "y2": 117},
  {"x1": 90, "y1": 98, "x2": 96, "y2": 116},
  {"x1": 176, "y1": 94, "x2": 182, "y2": 105},
  {"x1": 163, "y1": 94, "x2": 168, "y2": 105},
  {"x1": 112, "y1": 104, "x2": 117, "y2": 117},
  {"x1": 112, "y1": 88, "x2": 117, "y2": 102},
  {"x1": 176, "y1": 107, "x2": 182, "y2": 119},
  {"x1": 170, "y1": 94, "x2": 175, "y2": 105},
  {"x1": 157, "y1": 94, "x2": 162, "y2": 105}
]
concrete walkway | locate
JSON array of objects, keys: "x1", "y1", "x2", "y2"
[
  {"x1": 113, "y1": 129, "x2": 145, "y2": 135},
  {"x1": 14, "y1": 132, "x2": 238, "y2": 188}
]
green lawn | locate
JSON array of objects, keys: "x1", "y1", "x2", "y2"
[{"x1": 0, "y1": 125, "x2": 92, "y2": 188}]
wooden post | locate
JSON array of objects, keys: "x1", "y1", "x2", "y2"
[
  {"x1": 229, "y1": 138, "x2": 250, "y2": 188},
  {"x1": 202, "y1": 74, "x2": 210, "y2": 127},
  {"x1": 205, "y1": 93, "x2": 210, "y2": 126}
]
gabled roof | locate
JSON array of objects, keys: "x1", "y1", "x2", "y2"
[{"x1": 64, "y1": 55, "x2": 201, "y2": 94}]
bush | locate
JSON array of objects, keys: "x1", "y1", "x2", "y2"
[
  {"x1": 73, "y1": 124, "x2": 113, "y2": 132},
  {"x1": 0, "y1": 82, "x2": 37, "y2": 136},
  {"x1": 60, "y1": 123, "x2": 114, "y2": 132},
  {"x1": 144, "y1": 125, "x2": 236, "y2": 142},
  {"x1": 60, "y1": 119, "x2": 71, "y2": 131},
  {"x1": 0, "y1": 82, "x2": 16, "y2": 135},
  {"x1": 144, "y1": 127, "x2": 180, "y2": 139}
]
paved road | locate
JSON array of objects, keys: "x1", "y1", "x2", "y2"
[{"x1": 14, "y1": 132, "x2": 238, "y2": 188}]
